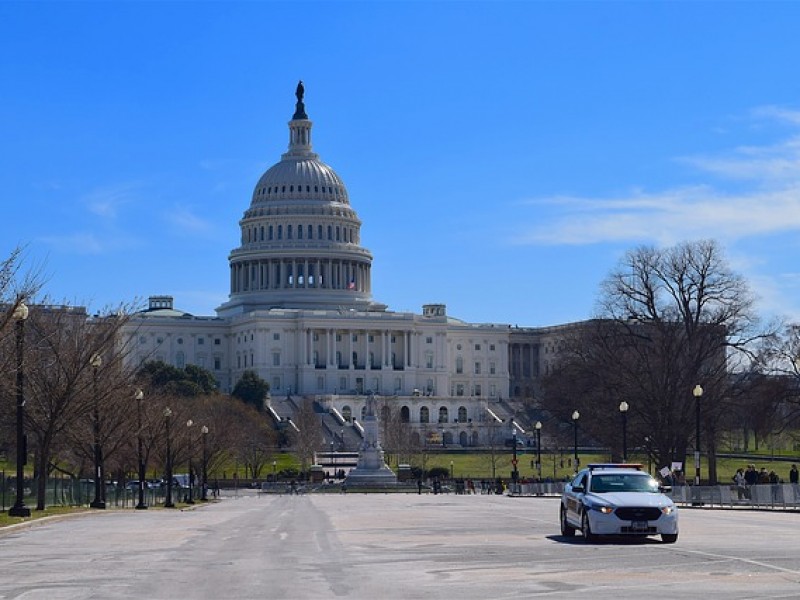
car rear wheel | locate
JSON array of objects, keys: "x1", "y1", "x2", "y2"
[
  {"x1": 581, "y1": 510, "x2": 596, "y2": 542},
  {"x1": 560, "y1": 506, "x2": 575, "y2": 537},
  {"x1": 661, "y1": 533, "x2": 678, "y2": 544}
]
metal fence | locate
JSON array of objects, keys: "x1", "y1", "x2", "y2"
[
  {"x1": 511, "y1": 481, "x2": 800, "y2": 509},
  {"x1": 1, "y1": 475, "x2": 199, "y2": 510}
]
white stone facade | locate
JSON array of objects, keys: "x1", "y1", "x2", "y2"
[{"x1": 122, "y1": 85, "x2": 574, "y2": 446}]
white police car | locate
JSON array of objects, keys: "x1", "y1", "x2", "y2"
[{"x1": 560, "y1": 463, "x2": 678, "y2": 543}]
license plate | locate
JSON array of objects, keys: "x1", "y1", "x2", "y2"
[{"x1": 631, "y1": 520, "x2": 648, "y2": 531}]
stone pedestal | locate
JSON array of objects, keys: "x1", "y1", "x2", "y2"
[{"x1": 344, "y1": 395, "x2": 397, "y2": 487}]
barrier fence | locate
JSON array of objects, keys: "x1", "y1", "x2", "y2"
[
  {"x1": 511, "y1": 481, "x2": 800, "y2": 509},
  {"x1": 0, "y1": 474, "x2": 201, "y2": 510}
]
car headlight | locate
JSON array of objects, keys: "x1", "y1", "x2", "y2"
[
  {"x1": 661, "y1": 505, "x2": 675, "y2": 515},
  {"x1": 590, "y1": 504, "x2": 615, "y2": 514}
]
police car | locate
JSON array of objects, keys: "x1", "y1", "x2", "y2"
[{"x1": 560, "y1": 463, "x2": 678, "y2": 543}]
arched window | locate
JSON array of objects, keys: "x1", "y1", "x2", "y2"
[
  {"x1": 471, "y1": 431, "x2": 479, "y2": 446},
  {"x1": 297, "y1": 225, "x2": 302, "y2": 239},
  {"x1": 269, "y1": 225, "x2": 273, "y2": 240},
  {"x1": 308, "y1": 224, "x2": 313, "y2": 239},
  {"x1": 327, "y1": 225, "x2": 332, "y2": 240},
  {"x1": 459, "y1": 431, "x2": 468, "y2": 446},
  {"x1": 456, "y1": 356, "x2": 463, "y2": 374},
  {"x1": 420, "y1": 406, "x2": 430, "y2": 424},
  {"x1": 400, "y1": 406, "x2": 410, "y2": 423},
  {"x1": 277, "y1": 225, "x2": 283, "y2": 240},
  {"x1": 458, "y1": 406, "x2": 468, "y2": 423},
  {"x1": 439, "y1": 406, "x2": 448, "y2": 423},
  {"x1": 287, "y1": 225, "x2": 292, "y2": 239},
  {"x1": 318, "y1": 225, "x2": 323, "y2": 239},
  {"x1": 342, "y1": 405, "x2": 352, "y2": 422}
]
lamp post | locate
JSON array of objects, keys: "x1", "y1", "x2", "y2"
[
  {"x1": 340, "y1": 428, "x2": 344, "y2": 451},
  {"x1": 201, "y1": 425, "x2": 209, "y2": 501},
  {"x1": 272, "y1": 460, "x2": 277, "y2": 482},
  {"x1": 693, "y1": 385, "x2": 703, "y2": 485},
  {"x1": 9, "y1": 302, "x2": 31, "y2": 517},
  {"x1": 89, "y1": 353, "x2": 105, "y2": 509},
  {"x1": 619, "y1": 401, "x2": 629, "y2": 462},
  {"x1": 534, "y1": 421, "x2": 542, "y2": 478},
  {"x1": 186, "y1": 419, "x2": 195, "y2": 504},
  {"x1": 164, "y1": 407, "x2": 174, "y2": 508},
  {"x1": 450, "y1": 460, "x2": 454, "y2": 480},
  {"x1": 571, "y1": 411, "x2": 580, "y2": 470},
  {"x1": 511, "y1": 429, "x2": 519, "y2": 484},
  {"x1": 135, "y1": 388, "x2": 147, "y2": 510}
]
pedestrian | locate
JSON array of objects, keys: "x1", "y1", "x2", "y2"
[
  {"x1": 790, "y1": 464, "x2": 798, "y2": 485},
  {"x1": 733, "y1": 468, "x2": 747, "y2": 500}
]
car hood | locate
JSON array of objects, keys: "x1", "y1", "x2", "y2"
[{"x1": 586, "y1": 491, "x2": 673, "y2": 508}]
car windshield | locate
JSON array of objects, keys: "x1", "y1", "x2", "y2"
[{"x1": 590, "y1": 473, "x2": 659, "y2": 493}]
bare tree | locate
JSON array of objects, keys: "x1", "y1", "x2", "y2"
[
  {"x1": 22, "y1": 302, "x2": 139, "y2": 509},
  {"x1": 542, "y1": 240, "x2": 777, "y2": 483},
  {"x1": 290, "y1": 397, "x2": 323, "y2": 475}
]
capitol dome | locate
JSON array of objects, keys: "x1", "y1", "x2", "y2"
[{"x1": 216, "y1": 82, "x2": 386, "y2": 317}]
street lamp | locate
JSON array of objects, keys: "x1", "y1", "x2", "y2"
[
  {"x1": 272, "y1": 460, "x2": 277, "y2": 482},
  {"x1": 534, "y1": 421, "x2": 542, "y2": 478},
  {"x1": 619, "y1": 401, "x2": 629, "y2": 462},
  {"x1": 90, "y1": 353, "x2": 105, "y2": 509},
  {"x1": 201, "y1": 425, "x2": 209, "y2": 501},
  {"x1": 135, "y1": 388, "x2": 147, "y2": 510},
  {"x1": 693, "y1": 385, "x2": 703, "y2": 485},
  {"x1": 571, "y1": 411, "x2": 580, "y2": 470},
  {"x1": 164, "y1": 407, "x2": 174, "y2": 508},
  {"x1": 511, "y1": 429, "x2": 519, "y2": 484},
  {"x1": 9, "y1": 302, "x2": 31, "y2": 517},
  {"x1": 186, "y1": 419, "x2": 195, "y2": 504},
  {"x1": 450, "y1": 459, "x2": 454, "y2": 480}
]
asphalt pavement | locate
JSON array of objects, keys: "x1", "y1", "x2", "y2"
[{"x1": 1, "y1": 490, "x2": 799, "y2": 599}]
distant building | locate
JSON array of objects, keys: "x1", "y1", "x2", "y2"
[{"x1": 123, "y1": 86, "x2": 573, "y2": 446}]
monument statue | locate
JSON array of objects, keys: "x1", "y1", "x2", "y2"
[
  {"x1": 292, "y1": 80, "x2": 308, "y2": 120},
  {"x1": 344, "y1": 394, "x2": 398, "y2": 487}
]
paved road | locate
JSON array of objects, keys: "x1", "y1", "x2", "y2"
[{"x1": 1, "y1": 491, "x2": 799, "y2": 599}]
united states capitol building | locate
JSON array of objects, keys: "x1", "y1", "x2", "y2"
[{"x1": 124, "y1": 84, "x2": 573, "y2": 447}]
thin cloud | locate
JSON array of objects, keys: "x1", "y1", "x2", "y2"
[
  {"x1": 82, "y1": 183, "x2": 140, "y2": 219},
  {"x1": 163, "y1": 206, "x2": 213, "y2": 234},
  {"x1": 515, "y1": 106, "x2": 800, "y2": 247}
]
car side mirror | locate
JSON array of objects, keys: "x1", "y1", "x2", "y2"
[
  {"x1": 659, "y1": 485, "x2": 672, "y2": 493},
  {"x1": 572, "y1": 485, "x2": 584, "y2": 493}
]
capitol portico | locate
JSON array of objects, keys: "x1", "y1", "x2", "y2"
[{"x1": 124, "y1": 83, "x2": 568, "y2": 446}]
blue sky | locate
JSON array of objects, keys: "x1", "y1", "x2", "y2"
[{"x1": 3, "y1": 1, "x2": 800, "y2": 327}]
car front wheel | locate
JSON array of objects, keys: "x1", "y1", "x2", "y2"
[
  {"x1": 560, "y1": 505, "x2": 575, "y2": 537},
  {"x1": 581, "y1": 509, "x2": 596, "y2": 542}
]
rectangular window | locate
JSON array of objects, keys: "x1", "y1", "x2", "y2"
[
  {"x1": 339, "y1": 376, "x2": 347, "y2": 391},
  {"x1": 368, "y1": 335, "x2": 374, "y2": 342},
  {"x1": 273, "y1": 352, "x2": 281, "y2": 366},
  {"x1": 426, "y1": 336, "x2": 433, "y2": 344},
  {"x1": 489, "y1": 344, "x2": 495, "y2": 351},
  {"x1": 475, "y1": 344, "x2": 481, "y2": 351},
  {"x1": 214, "y1": 338, "x2": 221, "y2": 345},
  {"x1": 489, "y1": 362, "x2": 496, "y2": 375},
  {"x1": 456, "y1": 384, "x2": 465, "y2": 397},
  {"x1": 317, "y1": 376, "x2": 324, "y2": 390},
  {"x1": 336, "y1": 334, "x2": 342, "y2": 342},
  {"x1": 313, "y1": 332, "x2": 320, "y2": 341},
  {"x1": 198, "y1": 338, "x2": 205, "y2": 345},
  {"x1": 426, "y1": 354, "x2": 434, "y2": 369},
  {"x1": 273, "y1": 333, "x2": 280, "y2": 341},
  {"x1": 490, "y1": 384, "x2": 497, "y2": 397},
  {"x1": 272, "y1": 377, "x2": 281, "y2": 390},
  {"x1": 474, "y1": 362, "x2": 481, "y2": 375},
  {"x1": 474, "y1": 384, "x2": 482, "y2": 396},
  {"x1": 352, "y1": 334, "x2": 358, "y2": 342},
  {"x1": 214, "y1": 357, "x2": 221, "y2": 370}
]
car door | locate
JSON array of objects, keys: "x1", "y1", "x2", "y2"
[{"x1": 566, "y1": 472, "x2": 588, "y2": 525}]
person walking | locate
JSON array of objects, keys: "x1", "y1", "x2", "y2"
[{"x1": 790, "y1": 464, "x2": 798, "y2": 485}]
